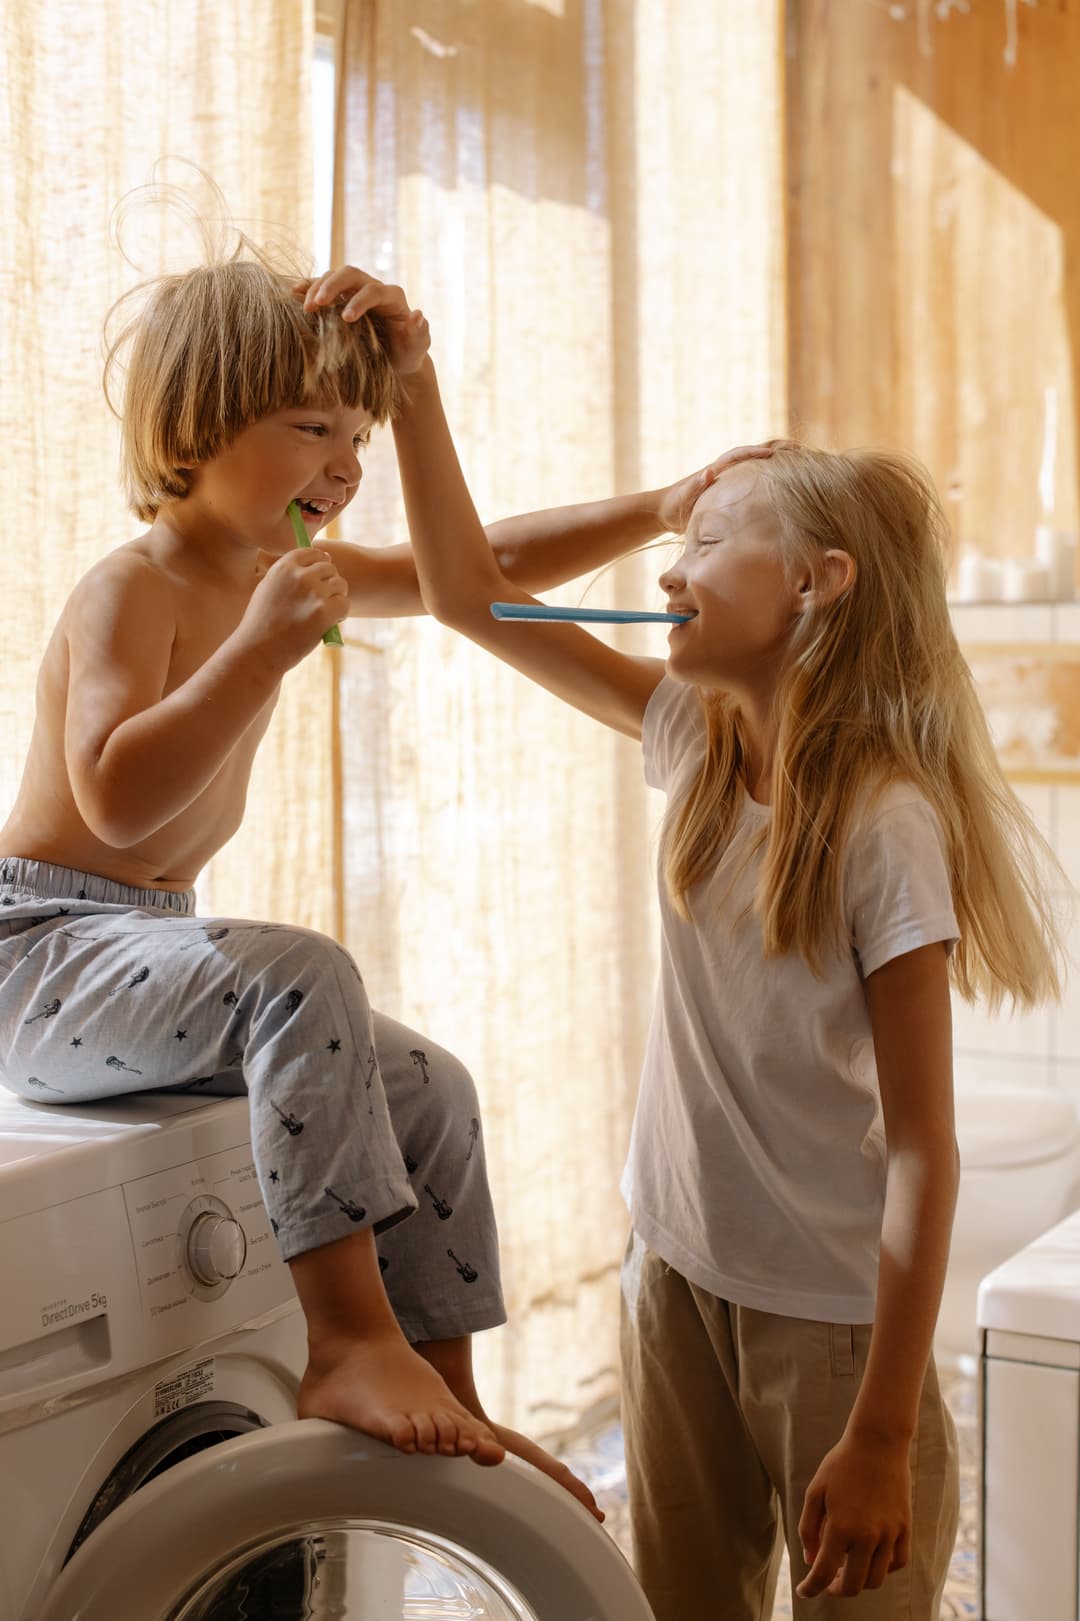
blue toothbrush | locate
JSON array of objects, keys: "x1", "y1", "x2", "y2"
[{"x1": 490, "y1": 602, "x2": 693, "y2": 624}]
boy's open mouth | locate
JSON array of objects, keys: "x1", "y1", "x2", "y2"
[{"x1": 297, "y1": 498, "x2": 337, "y2": 518}]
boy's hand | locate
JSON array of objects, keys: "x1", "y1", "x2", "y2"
[
  {"x1": 295, "y1": 267, "x2": 431, "y2": 375},
  {"x1": 795, "y1": 1431, "x2": 912, "y2": 1600},
  {"x1": 238, "y1": 549, "x2": 350, "y2": 671},
  {"x1": 655, "y1": 440, "x2": 798, "y2": 533}
]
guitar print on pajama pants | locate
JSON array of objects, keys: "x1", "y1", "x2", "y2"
[{"x1": 0, "y1": 858, "x2": 505, "y2": 1345}]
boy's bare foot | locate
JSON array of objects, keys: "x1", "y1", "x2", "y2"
[
  {"x1": 297, "y1": 1334, "x2": 506, "y2": 1465},
  {"x1": 410, "y1": 1334, "x2": 604, "y2": 1523},
  {"x1": 489, "y1": 1423, "x2": 604, "y2": 1523}
]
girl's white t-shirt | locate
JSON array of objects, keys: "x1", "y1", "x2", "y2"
[{"x1": 622, "y1": 676, "x2": 960, "y2": 1323}]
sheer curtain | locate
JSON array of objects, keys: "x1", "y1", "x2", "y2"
[
  {"x1": 0, "y1": 0, "x2": 330, "y2": 933},
  {"x1": 0, "y1": 0, "x2": 785, "y2": 1440},
  {"x1": 332, "y1": 0, "x2": 786, "y2": 1436}
]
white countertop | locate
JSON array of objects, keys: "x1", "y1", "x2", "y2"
[{"x1": 978, "y1": 1204, "x2": 1080, "y2": 1341}]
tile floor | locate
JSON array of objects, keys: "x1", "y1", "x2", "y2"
[{"x1": 555, "y1": 1364, "x2": 979, "y2": 1617}]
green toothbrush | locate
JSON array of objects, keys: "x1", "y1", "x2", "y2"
[{"x1": 287, "y1": 501, "x2": 344, "y2": 647}]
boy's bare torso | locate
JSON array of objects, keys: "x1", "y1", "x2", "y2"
[{"x1": 0, "y1": 537, "x2": 277, "y2": 892}]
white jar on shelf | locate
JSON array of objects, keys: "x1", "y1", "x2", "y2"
[
  {"x1": 954, "y1": 552, "x2": 1005, "y2": 603},
  {"x1": 1002, "y1": 558, "x2": 1053, "y2": 603},
  {"x1": 1034, "y1": 525, "x2": 1076, "y2": 602}
]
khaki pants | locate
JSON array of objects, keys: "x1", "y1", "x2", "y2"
[{"x1": 620, "y1": 1237, "x2": 959, "y2": 1620}]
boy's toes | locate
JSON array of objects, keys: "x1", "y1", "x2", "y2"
[
  {"x1": 433, "y1": 1409, "x2": 464, "y2": 1455},
  {"x1": 553, "y1": 1462, "x2": 603, "y2": 1519},
  {"x1": 470, "y1": 1425, "x2": 506, "y2": 1467},
  {"x1": 385, "y1": 1411, "x2": 419, "y2": 1454},
  {"x1": 410, "y1": 1412, "x2": 437, "y2": 1454}
]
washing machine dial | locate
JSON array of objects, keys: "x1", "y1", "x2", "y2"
[
  {"x1": 178, "y1": 1195, "x2": 248, "y2": 1298},
  {"x1": 188, "y1": 1210, "x2": 247, "y2": 1286}
]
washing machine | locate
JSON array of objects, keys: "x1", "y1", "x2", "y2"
[
  {"x1": 977, "y1": 1204, "x2": 1080, "y2": 1621},
  {"x1": 0, "y1": 1089, "x2": 654, "y2": 1620}
]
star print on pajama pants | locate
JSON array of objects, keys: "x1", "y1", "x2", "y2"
[{"x1": 0, "y1": 858, "x2": 505, "y2": 1343}]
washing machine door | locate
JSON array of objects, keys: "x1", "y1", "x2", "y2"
[{"x1": 36, "y1": 1419, "x2": 654, "y2": 1621}]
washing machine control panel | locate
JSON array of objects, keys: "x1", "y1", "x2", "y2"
[
  {"x1": 122, "y1": 1143, "x2": 289, "y2": 1358},
  {"x1": 0, "y1": 1102, "x2": 298, "y2": 1418}
]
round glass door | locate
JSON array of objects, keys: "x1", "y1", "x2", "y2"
[
  {"x1": 35, "y1": 1421, "x2": 656, "y2": 1621},
  {"x1": 170, "y1": 1519, "x2": 539, "y2": 1620}
]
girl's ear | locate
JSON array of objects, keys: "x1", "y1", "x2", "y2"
[
  {"x1": 822, "y1": 548, "x2": 856, "y2": 599},
  {"x1": 797, "y1": 549, "x2": 855, "y2": 608}
]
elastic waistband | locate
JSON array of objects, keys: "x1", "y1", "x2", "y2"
[{"x1": 0, "y1": 857, "x2": 196, "y2": 915}]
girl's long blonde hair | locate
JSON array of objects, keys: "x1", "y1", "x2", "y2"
[{"x1": 662, "y1": 445, "x2": 1066, "y2": 1010}]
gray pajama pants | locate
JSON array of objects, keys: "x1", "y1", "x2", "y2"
[{"x1": 0, "y1": 858, "x2": 505, "y2": 1344}]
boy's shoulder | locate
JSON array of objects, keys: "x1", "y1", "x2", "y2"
[
  {"x1": 66, "y1": 538, "x2": 169, "y2": 606},
  {"x1": 62, "y1": 539, "x2": 178, "y2": 643}
]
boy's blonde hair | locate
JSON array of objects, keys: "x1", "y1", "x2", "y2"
[
  {"x1": 663, "y1": 445, "x2": 1066, "y2": 1011},
  {"x1": 105, "y1": 242, "x2": 402, "y2": 521}
]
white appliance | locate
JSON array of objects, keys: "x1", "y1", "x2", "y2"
[
  {"x1": 0, "y1": 1090, "x2": 654, "y2": 1620},
  {"x1": 938, "y1": 1088, "x2": 1080, "y2": 1363},
  {"x1": 977, "y1": 1204, "x2": 1080, "y2": 1621}
]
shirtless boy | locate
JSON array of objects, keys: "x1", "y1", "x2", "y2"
[{"x1": 0, "y1": 254, "x2": 711, "y2": 1513}]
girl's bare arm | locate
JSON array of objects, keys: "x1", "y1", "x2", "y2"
[
  {"x1": 795, "y1": 940, "x2": 959, "y2": 1600},
  {"x1": 852, "y1": 940, "x2": 959, "y2": 1443},
  {"x1": 392, "y1": 358, "x2": 665, "y2": 740}
]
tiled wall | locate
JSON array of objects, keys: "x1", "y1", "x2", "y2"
[{"x1": 950, "y1": 604, "x2": 1080, "y2": 1101}]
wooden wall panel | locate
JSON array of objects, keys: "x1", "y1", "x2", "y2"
[
  {"x1": 786, "y1": 0, "x2": 1080, "y2": 567},
  {"x1": 968, "y1": 643, "x2": 1080, "y2": 779}
]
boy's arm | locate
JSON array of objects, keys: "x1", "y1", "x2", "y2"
[
  {"x1": 322, "y1": 486, "x2": 694, "y2": 620},
  {"x1": 302, "y1": 266, "x2": 775, "y2": 731},
  {"x1": 299, "y1": 264, "x2": 722, "y2": 621},
  {"x1": 66, "y1": 549, "x2": 336, "y2": 847}
]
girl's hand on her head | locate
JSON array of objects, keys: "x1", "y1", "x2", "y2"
[
  {"x1": 294, "y1": 267, "x2": 431, "y2": 375},
  {"x1": 655, "y1": 440, "x2": 796, "y2": 533}
]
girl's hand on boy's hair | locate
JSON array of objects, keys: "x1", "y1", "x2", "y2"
[
  {"x1": 655, "y1": 440, "x2": 797, "y2": 533},
  {"x1": 795, "y1": 1431, "x2": 912, "y2": 1600},
  {"x1": 294, "y1": 267, "x2": 431, "y2": 376},
  {"x1": 236, "y1": 548, "x2": 350, "y2": 674}
]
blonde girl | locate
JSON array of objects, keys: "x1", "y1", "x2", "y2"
[{"x1": 313, "y1": 269, "x2": 1065, "y2": 1619}]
